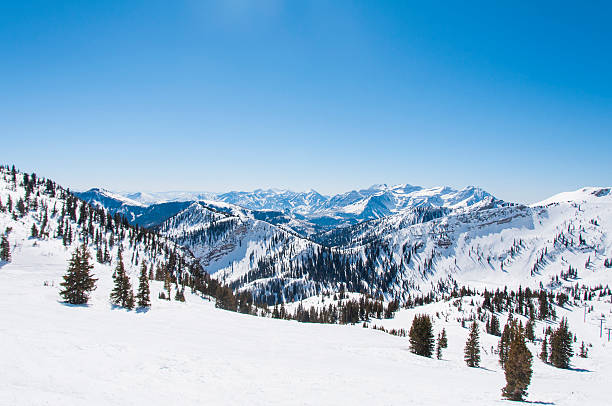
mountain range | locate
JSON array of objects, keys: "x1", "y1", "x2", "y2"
[
  {"x1": 76, "y1": 184, "x2": 499, "y2": 235},
  {"x1": 76, "y1": 183, "x2": 612, "y2": 305}
]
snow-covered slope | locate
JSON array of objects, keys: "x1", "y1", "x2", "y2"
[{"x1": 2, "y1": 231, "x2": 611, "y2": 405}]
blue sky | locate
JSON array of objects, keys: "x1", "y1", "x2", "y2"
[{"x1": 1, "y1": 1, "x2": 610, "y2": 203}]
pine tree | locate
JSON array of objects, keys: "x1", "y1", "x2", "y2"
[
  {"x1": 436, "y1": 330, "x2": 447, "y2": 360},
  {"x1": 550, "y1": 317, "x2": 573, "y2": 369},
  {"x1": 409, "y1": 314, "x2": 434, "y2": 357},
  {"x1": 0, "y1": 234, "x2": 10, "y2": 262},
  {"x1": 525, "y1": 319, "x2": 535, "y2": 342},
  {"x1": 489, "y1": 314, "x2": 501, "y2": 336},
  {"x1": 502, "y1": 327, "x2": 533, "y2": 401},
  {"x1": 30, "y1": 223, "x2": 38, "y2": 238},
  {"x1": 136, "y1": 262, "x2": 151, "y2": 308},
  {"x1": 464, "y1": 320, "x2": 481, "y2": 367},
  {"x1": 109, "y1": 252, "x2": 133, "y2": 308},
  {"x1": 540, "y1": 334, "x2": 549, "y2": 363},
  {"x1": 164, "y1": 269, "x2": 172, "y2": 300},
  {"x1": 439, "y1": 328, "x2": 448, "y2": 349},
  {"x1": 579, "y1": 341, "x2": 588, "y2": 358},
  {"x1": 499, "y1": 323, "x2": 512, "y2": 367},
  {"x1": 59, "y1": 244, "x2": 97, "y2": 305}
]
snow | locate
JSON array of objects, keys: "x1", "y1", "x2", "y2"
[
  {"x1": 2, "y1": 238, "x2": 612, "y2": 405},
  {"x1": 2, "y1": 171, "x2": 612, "y2": 405},
  {"x1": 532, "y1": 187, "x2": 612, "y2": 207}
]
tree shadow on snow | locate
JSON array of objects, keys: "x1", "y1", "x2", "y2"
[
  {"x1": 57, "y1": 301, "x2": 92, "y2": 308},
  {"x1": 567, "y1": 366, "x2": 592, "y2": 372},
  {"x1": 135, "y1": 307, "x2": 150, "y2": 314}
]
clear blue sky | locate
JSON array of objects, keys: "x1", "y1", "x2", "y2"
[{"x1": 1, "y1": 1, "x2": 610, "y2": 203}]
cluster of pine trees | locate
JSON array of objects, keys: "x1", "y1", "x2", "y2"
[
  {"x1": 266, "y1": 295, "x2": 400, "y2": 325},
  {"x1": 540, "y1": 317, "x2": 574, "y2": 369}
]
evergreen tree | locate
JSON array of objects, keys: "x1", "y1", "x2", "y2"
[
  {"x1": 409, "y1": 314, "x2": 434, "y2": 357},
  {"x1": 215, "y1": 285, "x2": 237, "y2": 311},
  {"x1": 0, "y1": 234, "x2": 10, "y2": 262},
  {"x1": 525, "y1": 319, "x2": 535, "y2": 342},
  {"x1": 489, "y1": 314, "x2": 501, "y2": 336},
  {"x1": 502, "y1": 327, "x2": 533, "y2": 401},
  {"x1": 464, "y1": 320, "x2": 481, "y2": 367},
  {"x1": 136, "y1": 262, "x2": 151, "y2": 308},
  {"x1": 579, "y1": 341, "x2": 588, "y2": 358},
  {"x1": 550, "y1": 317, "x2": 573, "y2": 369},
  {"x1": 59, "y1": 244, "x2": 97, "y2": 305},
  {"x1": 436, "y1": 329, "x2": 447, "y2": 360},
  {"x1": 540, "y1": 334, "x2": 549, "y2": 363},
  {"x1": 499, "y1": 323, "x2": 512, "y2": 367},
  {"x1": 30, "y1": 223, "x2": 38, "y2": 238},
  {"x1": 439, "y1": 328, "x2": 448, "y2": 349},
  {"x1": 110, "y1": 252, "x2": 133, "y2": 308},
  {"x1": 16, "y1": 198, "x2": 26, "y2": 217}
]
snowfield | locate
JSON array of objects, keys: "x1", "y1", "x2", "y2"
[{"x1": 1, "y1": 236, "x2": 611, "y2": 405}]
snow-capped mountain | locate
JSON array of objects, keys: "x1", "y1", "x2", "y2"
[
  {"x1": 154, "y1": 185, "x2": 612, "y2": 306},
  {"x1": 77, "y1": 183, "x2": 500, "y2": 235},
  {"x1": 75, "y1": 179, "x2": 612, "y2": 306}
]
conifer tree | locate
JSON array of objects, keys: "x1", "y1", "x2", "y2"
[
  {"x1": 550, "y1": 317, "x2": 573, "y2": 369},
  {"x1": 136, "y1": 262, "x2": 151, "y2": 308},
  {"x1": 489, "y1": 314, "x2": 501, "y2": 336},
  {"x1": 540, "y1": 334, "x2": 549, "y2": 363},
  {"x1": 436, "y1": 329, "x2": 447, "y2": 360},
  {"x1": 502, "y1": 326, "x2": 533, "y2": 401},
  {"x1": 164, "y1": 268, "x2": 172, "y2": 300},
  {"x1": 525, "y1": 319, "x2": 535, "y2": 342},
  {"x1": 0, "y1": 234, "x2": 10, "y2": 262},
  {"x1": 59, "y1": 244, "x2": 97, "y2": 305},
  {"x1": 30, "y1": 224, "x2": 38, "y2": 238},
  {"x1": 579, "y1": 341, "x2": 588, "y2": 358},
  {"x1": 499, "y1": 323, "x2": 512, "y2": 367},
  {"x1": 110, "y1": 252, "x2": 133, "y2": 308},
  {"x1": 439, "y1": 328, "x2": 448, "y2": 349},
  {"x1": 464, "y1": 320, "x2": 481, "y2": 367},
  {"x1": 409, "y1": 314, "x2": 434, "y2": 357}
]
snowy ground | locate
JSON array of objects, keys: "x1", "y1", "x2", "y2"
[{"x1": 1, "y1": 238, "x2": 611, "y2": 405}]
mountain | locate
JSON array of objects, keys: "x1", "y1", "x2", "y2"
[
  {"x1": 77, "y1": 183, "x2": 499, "y2": 235},
  {"x1": 75, "y1": 188, "x2": 193, "y2": 228},
  {"x1": 76, "y1": 180, "x2": 612, "y2": 306},
  {"x1": 155, "y1": 185, "x2": 612, "y2": 306}
]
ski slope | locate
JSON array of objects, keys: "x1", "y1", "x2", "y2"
[{"x1": 1, "y1": 235, "x2": 611, "y2": 405}]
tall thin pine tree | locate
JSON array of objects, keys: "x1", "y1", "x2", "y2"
[
  {"x1": 136, "y1": 262, "x2": 151, "y2": 308},
  {"x1": 464, "y1": 320, "x2": 481, "y2": 367}
]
